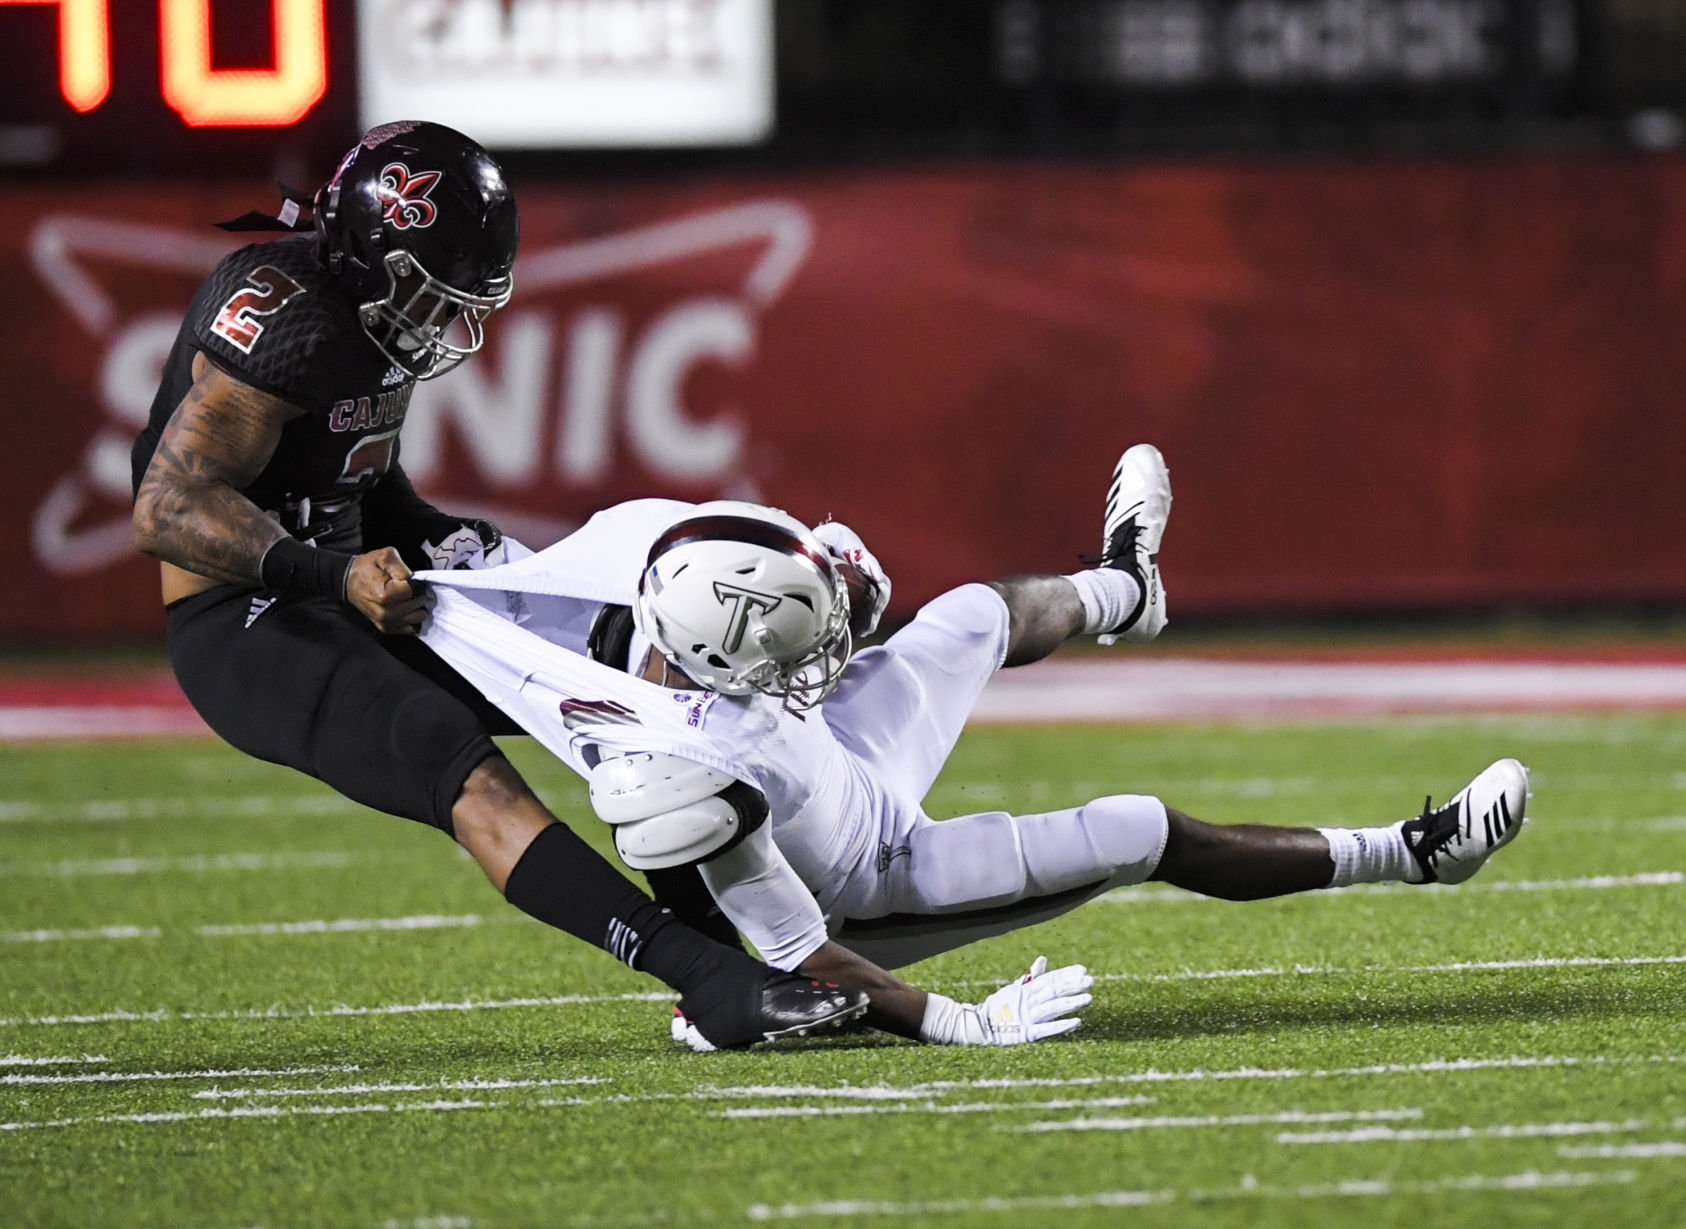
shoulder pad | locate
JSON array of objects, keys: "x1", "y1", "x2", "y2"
[
  {"x1": 588, "y1": 750, "x2": 738, "y2": 824},
  {"x1": 190, "y1": 236, "x2": 370, "y2": 407}
]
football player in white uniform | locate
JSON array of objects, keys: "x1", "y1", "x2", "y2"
[{"x1": 420, "y1": 444, "x2": 1529, "y2": 1050}]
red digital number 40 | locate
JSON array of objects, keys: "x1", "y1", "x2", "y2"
[{"x1": 0, "y1": 0, "x2": 327, "y2": 126}]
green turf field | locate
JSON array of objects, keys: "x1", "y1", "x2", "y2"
[{"x1": 2, "y1": 713, "x2": 1683, "y2": 1228}]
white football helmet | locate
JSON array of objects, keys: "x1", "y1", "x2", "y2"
[{"x1": 634, "y1": 501, "x2": 852, "y2": 711}]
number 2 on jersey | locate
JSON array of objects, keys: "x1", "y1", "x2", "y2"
[{"x1": 210, "y1": 265, "x2": 305, "y2": 353}]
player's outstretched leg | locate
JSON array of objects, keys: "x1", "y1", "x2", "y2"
[
  {"x1": 1152, "y1": 758, "x2": 1531, "y2": 898},
  {"x1": 1088, "y1": 442, "x2": 1172, "y2": 645},
  {"x1": 454, "y1": 755, "x2": 868, "y2": 1050},
  {"x1": 989, "y1": 442, "x2": 1173, "y2": 667}
]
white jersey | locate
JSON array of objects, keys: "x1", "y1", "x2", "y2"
[{"x1": 421, "y1": 501, "x2": 1168, "y2": 971}]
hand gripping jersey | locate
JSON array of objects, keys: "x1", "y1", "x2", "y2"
[
  {"x1": 421, "y1": 500, "x2": 1171, "y2": 973},
  {"x1": 130, "y1": 234, "x2": 415, "y2": 551}
]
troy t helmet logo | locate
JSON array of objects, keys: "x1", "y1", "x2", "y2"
[{"x1": 712, "y1": 582, "x2": 783, "y2": 653}]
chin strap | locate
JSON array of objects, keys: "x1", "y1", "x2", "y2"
[{"x1": 215, "y1": 183, "x2": 319, "y2": 233}]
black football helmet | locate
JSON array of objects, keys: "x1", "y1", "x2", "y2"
[{"x1": 315, "y1": 121, "x2": 519, "y2": 379}]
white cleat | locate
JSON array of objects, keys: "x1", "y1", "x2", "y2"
[
  {"x1": 1093, "y1": 443, "x2": 1172, "y2": 644},
  {"x1": 1402, "y1": 758, "x2": 1531, "y2": 885}
]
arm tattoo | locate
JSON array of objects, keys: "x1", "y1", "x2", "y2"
[{"x1": 133, "y1": 366, "x2": 305, "y2": 585}]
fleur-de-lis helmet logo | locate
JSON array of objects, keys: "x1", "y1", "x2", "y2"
[{"x1": 376, "y1": 162, "x2": 441, "y2": 230}]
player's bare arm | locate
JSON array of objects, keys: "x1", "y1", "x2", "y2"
[
  {"x1": 796, "y1": 940, "x2": 927, "y2": 1039},
  {"x1": 134, "y1": 354, "x2": 426, "y2": 633},
  {"x1": 133, "y1": 352, "x2": 299, "y2": 588}
]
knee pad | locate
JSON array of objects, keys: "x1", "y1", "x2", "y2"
[{"x1": 1020, "y1": 794, "x2": 1170, "y2": 893}]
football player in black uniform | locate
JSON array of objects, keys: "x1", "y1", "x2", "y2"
[{"x1": 130, "y1": 120, "x2": 867, "y2": 1050}]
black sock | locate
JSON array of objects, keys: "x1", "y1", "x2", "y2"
[
  {"x1": 643, "y1": 865, "x2": 745, "y2": 951},
  {"x1": 502, "y1": 823, "x2": 754, "y2": 997}
]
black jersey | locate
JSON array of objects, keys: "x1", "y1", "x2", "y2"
[{"x1": 130, "y1": 234, "x2": 415, "y2": 552}]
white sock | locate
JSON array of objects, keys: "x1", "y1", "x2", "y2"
[
  {"x1": 1318, "y1": 822, "x2": 1421, "y2": 886},
  {"x1": 1064, "y1": 570, "x2": 1141, "y2": 637}
]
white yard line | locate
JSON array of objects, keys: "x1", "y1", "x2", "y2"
[
  {"x1": 2, "y1": 914, "x2": 494, "y2": 944},
  {"x1": 0, "y1": 991, "x2": 674, "y2": 1029},
  {"x1": 1190, "y1": 1168, "x2": 1638, "y2": 1201},
  {"x1": 715, "y1": 1095, "x2": 1161, "y2": 1119},
  {"x1": 4, "y1": 944, "x2": 1682, "y2": 1028},
  {"x1": 1084, "y1": 953, "x2": 1686, "y2": 983},
  {"x1": 8, "y1": 877, "x2": 1680, "y2": 950},
  {"x1": 1400, "y1": 954, "x2": 1686, "y2": 973},
  {"x1": 1, "y1": 1064, "x2": 360, "y2": 1087},
  {"x1": 1087, "y1": 1055, "x2": 1686, "y2": 1085},
  {"x1": 1280, "y1": 1118, "x2": 1652, "y2": 1144},
  {"x1": 1101, "y1": 871, "x2": 1684, "y2": 904},
  {"x1": 0, "y1": 1098, "x2": 493, "y2": 1132},
  {"x1": 0, "y1": 1054, "x2": 107, "y2": 1066},
  {"x1": 703, "y1": 1078, "x2": 1158, "y2": 1100},
  {"x1": 193, "y1": 914, "x2": 485, "y2": 937},
  {"x1": 704, "y1": 1082, "x2": 962, "y2": 1101},
  {"x1": 1359, "y1": 872, "x2": 1685, "y2": 894},
  {"x1": 2, "y1": 925, "x2": 160, "y2": 943},
  {"x1": 192, "y1": 1077, "x2": 606, "y2": 1100},
  {"x1": 744, "y1": 1170, "x2": 1636, "y2": 1220},
  {"x1": 1560, "y1": 1142, "x2": 1686, "y2": 1159},
  {"x1": 938, "y1": 951, "x2": 1686, "y2": 991},
  {"x1": 2, "y1": 913, "x2": 512, "y2": 945},
  {"x1": 0, "y1": 796, "x2": 356, "y2": 823},
  {"x1": 1016, "y1": 1108, "x2": 1423, "y2": 1134},
  {"x1": 0, "y1": 851, "x2": 358, "y2": 877},
  {"x1": 574, "y1": 1061, "x2": 1685, "y2": 1106},
  {"x1": 746, "y1": 1190, "x2": 1172, "y2": 1219}
]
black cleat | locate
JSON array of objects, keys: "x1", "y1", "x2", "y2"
[{"x1": 675, "y1": 972, "x2": 869, "y2": 1052}]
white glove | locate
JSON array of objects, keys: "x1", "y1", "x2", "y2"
[
  {"x1": 918, "y1": 956, "x2": 1094, "y2": 1046},
  {"x1": 811, "y1": 519, "x2": 892, "y2": 637},
  {"x1": 422, "y1": 519, "x2": 506, "y2": 570},
  {"x1": 671, "y1": 1006, "x2": 716, "y2": 1053}
]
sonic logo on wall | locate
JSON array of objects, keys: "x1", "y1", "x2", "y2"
[{"x1": 26, "y1": 198, "x2": 814, "y2": 575}]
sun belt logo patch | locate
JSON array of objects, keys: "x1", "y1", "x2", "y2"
[{"x1": 377, "y1": 162, "x2": 440, "y2": 230}]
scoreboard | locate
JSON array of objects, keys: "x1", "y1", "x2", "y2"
[
  {"x1": 5, "y1": 0, "x2": 328, "y2": 124},
  {"x1": 0, "y1": 0, "x2": 355, "y2": 173},
  {"x1": 0, "y1": 0, "x2": 1614, "y2": 173},
  {"x1": 0, "y1": 0, "x2": 774, "y2": 174}
]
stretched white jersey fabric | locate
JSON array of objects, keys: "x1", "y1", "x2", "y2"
[{"x1": 420, "y1": 500, "x2": 1168, "y2": 971}]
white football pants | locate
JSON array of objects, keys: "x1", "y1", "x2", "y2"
[{"x1": 710, "y1": 583, "x2": 1170, "y2": 969}]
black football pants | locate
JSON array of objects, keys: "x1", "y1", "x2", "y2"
[{"x1": 166, "y1": 585, "x2": 520, "y2": 832}]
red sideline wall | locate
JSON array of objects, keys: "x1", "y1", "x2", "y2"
[{"x1": 3, "y1": 157, "x2": 1685, "y2": 640}]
